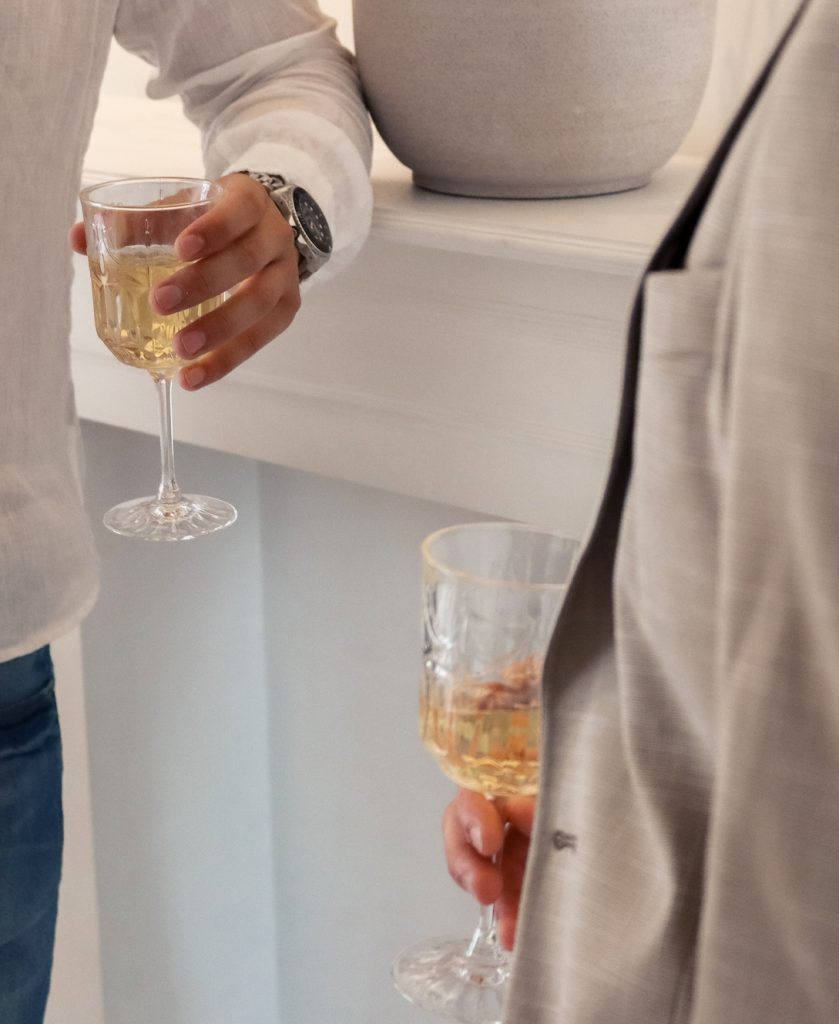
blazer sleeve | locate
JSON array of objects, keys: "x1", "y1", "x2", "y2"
[
  {"x1": 113, "y1": 0, "x2": 373, "y2": 281},
  {"x1": 689, "y1": 2, "x2": 839, "y2": 1019}
]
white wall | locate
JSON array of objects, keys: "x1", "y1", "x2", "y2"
[
  {"x1": 74, "y1": 421, "x2": 487, "y2": 1024},
  {"x1": 76, "y1": 428, "x2": 280, "y2": 1024}
]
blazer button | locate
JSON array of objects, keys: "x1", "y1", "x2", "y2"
[{"x1": 552, "y1": 829, "x2": 577, "y2": 852}]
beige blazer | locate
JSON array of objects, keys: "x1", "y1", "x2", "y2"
[{"x1": 509, "y1": 1, "x2": 839, "y2": 1021}]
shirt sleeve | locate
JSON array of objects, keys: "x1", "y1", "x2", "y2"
[{"x1": 113, "y1": 0, "x2": 373, "y2": 281}]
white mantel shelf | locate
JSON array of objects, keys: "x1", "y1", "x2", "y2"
[
  {"x1": 369, "y1": 146, "x2": 701, "y2": 277},
  {"x1": 72, "y1": 95, "x2": 704, "y2": 536}
]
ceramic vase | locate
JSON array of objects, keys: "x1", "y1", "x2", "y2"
[{"x1": 353, "y1": 0, "x2": 717, "y2": 198}]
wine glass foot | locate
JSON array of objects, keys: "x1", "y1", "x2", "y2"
[
  {"x1": 103, "y1": 494, "x2": 237, "y2": 541},
  {"x1": 392, "y1": 935, "x2": 510, "y2": 1024}
]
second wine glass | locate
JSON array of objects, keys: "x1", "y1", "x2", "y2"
[
  {"x1": 392, "y1": 521, "x2": 579, "y2": 1024},
  {"x1": 80, "y1": 176, "x2": 237, "y2": 541}
]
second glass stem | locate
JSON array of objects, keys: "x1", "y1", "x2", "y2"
[
  {"x1": 467, "y1": 900, "x2": 500, "y2": 957},
  {"x1": 466, "y1": 801, "x2": 505, "y2": 964},
  {"x1": 154, "y1": 374, "x2": 182, "y2": 505}
]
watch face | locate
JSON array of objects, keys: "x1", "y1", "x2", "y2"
[{"x1": 293, "y1": 187, "x2": 333, "y2": 255}]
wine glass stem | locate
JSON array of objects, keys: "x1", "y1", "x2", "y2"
[
  {"x1": 154, "y1": 374, "x2": 182, "y2": 505},
  {"x1": 467, "y1": 899, "x2": 499, "y2": 957},
  {"x1": 466, "y1": 798, "x2": 504, "y2": 962}
]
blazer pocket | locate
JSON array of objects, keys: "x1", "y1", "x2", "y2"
[
  {"x1": 629, "y1": 267, "x2": 726, "y2": 618},
  {"x1": 635, "y1": 267, "x2": 725, "y2": 458}
]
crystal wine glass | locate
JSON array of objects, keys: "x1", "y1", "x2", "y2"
[
  {"x1": 392, "y1": 521, "x2": 579, "y2": 1024},
  {"x1": 79, "y1": 177, "x2": 237, "y2": 541}
]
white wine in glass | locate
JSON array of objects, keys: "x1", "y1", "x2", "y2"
[
  {"x1": 80, "y1": 177, "x2": 236, "y2": 541},
  {"x1": 88, "y1": 244, "x2": 224, "y2": 371},
  {"x1": 420, "y1": 655, "x2": 542, "y2": 798},
  {"x1": 393, "y1": 522, "x2": 579, "y2": 1024}
]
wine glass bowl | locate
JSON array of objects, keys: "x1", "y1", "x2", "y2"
[
  {"x1": 79, "y1": 177, "x2": 237, "y2": 541},
  {"x1": 393, "y1": 522, "x2": 579, "y2": 1023}
]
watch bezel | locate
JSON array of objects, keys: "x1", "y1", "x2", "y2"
[{"x1": 288, "y1": 185, "x2": 333, "y2": 258}]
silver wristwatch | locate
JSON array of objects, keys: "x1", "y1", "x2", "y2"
[{"x1": 241, "y1": 170, "x2": 332, "y2": 280}]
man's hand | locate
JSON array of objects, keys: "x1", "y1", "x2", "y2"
[
  {"x1": 443, "y1": 789, "x2": 535, "y2": 950},
  {"x1": 70, "y1": 172, "x2": 301, "y2": 390}
]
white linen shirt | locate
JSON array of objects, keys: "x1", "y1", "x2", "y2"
[{"x1": 0, "y1": 0, "x2": 373, "y2": 662}]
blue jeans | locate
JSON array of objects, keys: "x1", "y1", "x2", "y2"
[{"x1": 0, "y1": 647, "x2": 62, "y2": 1024}]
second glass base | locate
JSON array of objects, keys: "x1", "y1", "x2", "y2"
[
  {"x1": 103, "y1": 494, "x2": 237, "y2": 541},
  {"x1": 392, "y1": 934, "x2": 510, "y2": 1024}
]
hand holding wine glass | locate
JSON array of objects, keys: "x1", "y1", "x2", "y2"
[
  {"x1": 73, "y1": 171, "x2": 302, "y2": 390},
  {"x1": 392, "y1": 522, "x2": 578, "y2": 1024},
  {"x1": 443, "y1": 789, "x2": 536, "y2": 952},
  {"x1": 77, "y1": 173, "x2": 300, "y2": 541}
]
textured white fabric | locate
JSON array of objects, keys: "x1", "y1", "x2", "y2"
[{"x1": 0, "y1": 0, "x2": 372, "y2": 662}]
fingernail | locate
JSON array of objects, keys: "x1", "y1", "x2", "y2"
[
  {"x1": 177, "y1": 330, "x2": 205, "y2": 357},
  {"x1": 182, "y1": 365, "x2": 206, "y2": 389},
  {"x1": 469, "y1": 825, "x2": 483, "y2": 854},
  {"x1": 177, "y1": 233, "x2": 204, "y2": 261},
  {"x1": 154, "y1": 284, "x2": 182, "y2": 313}
]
